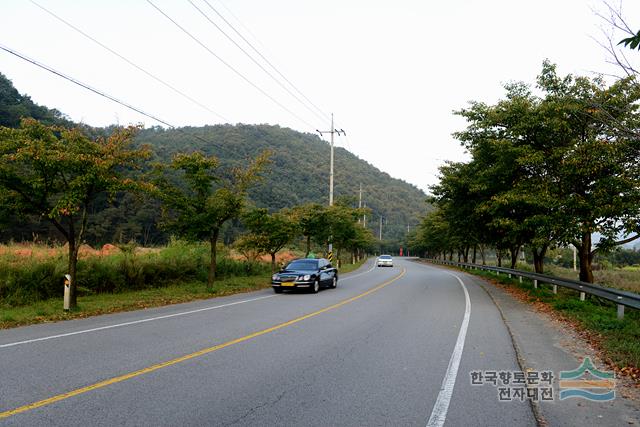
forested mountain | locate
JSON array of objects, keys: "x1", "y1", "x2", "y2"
[
  {"x1": 0, "y1": 73, "x2": 429, "y2": 247},
  {"x1": 0, "y1": 72, "x2": 72, "y2": 128},
  {"x1": 137, "y1": 125, "x2": 429, "y2": 244}
]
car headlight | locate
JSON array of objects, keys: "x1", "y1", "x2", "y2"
[
  {"x1": 272, "y1": 274, "x2": 278, "y2": 280},
  {"x1": 302, "y1": 274, "x2": 311, "y2": 281}
]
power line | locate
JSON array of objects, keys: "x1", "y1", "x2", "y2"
[
  {"x1": 0, "y1": 43, "x2": 236, "y2": 156},
  {"x1": 188, "y1": 0, "x2": 327, "y2": 125},
  {"x1": 146, "y1": 0, "x2": 318, "y2": 130},
  {"x1": 29, "y1": 0, "x2": 230, "y2": 123},
  {"x1": 200, "y1": 0, "x2": 330, "y2": 122},
  {"x1": 202, "y1": 0, "x2": 351, "y2": 152},
  {"x1": 216, "y1": 0, "x2": 267, "y2": 53}
]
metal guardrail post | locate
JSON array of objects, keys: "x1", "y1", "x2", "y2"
[
  {"x1": 579, "y1": 287, "x2": 586, "y2": 301},
  {"x1": 519, "y1": 276, "x2": 522, "y2": 283},
  {"x1": 553, "y1": 285, "x2": 558, "y2": 294},
  {"x1": 533, "y1": 279, "x2": 538, "y2": 289},
  {"x1": 617, "y1": 300, "x2": 625, "y2": 320}
]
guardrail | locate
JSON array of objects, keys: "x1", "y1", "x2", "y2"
[{"x1": 427, "y1": 259, "x2": 640, "y2": 320}]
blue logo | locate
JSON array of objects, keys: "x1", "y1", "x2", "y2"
[{"x1": 559, "y1": 357, "x2": 615, "y2": 401}]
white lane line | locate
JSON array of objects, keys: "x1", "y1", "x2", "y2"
[
  {"x1": 426, "y1": 272, "x2": 471, "y2": 427},
  {"x1": 0, "y1": 260, "x2": 377, "y2": 349},
  {"x1": 0, "y1": 294, "x2": 276, "y2": 349}
]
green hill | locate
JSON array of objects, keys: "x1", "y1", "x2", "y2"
[
  {"x1": 137, "y1": 125, "x2": 429, "y2": 244},
  {"x1": 0, "y1": 73, "x2": 429, "y2": 248},
  {"x1": 0, "y1": 72, "x2": 72, "y2": 128}
]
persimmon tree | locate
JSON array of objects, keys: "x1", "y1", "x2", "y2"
[
  {"x1": 535, "y1": 62, "x2": 640, "y2": 282},
  {"x1": 241, "y1": 208, "x2": 299, "y2": 273},
  {"x1": 154, "y1": 151, "x2": 269, "y2": 286},
  {"x1": 290, "y1": 203, "x2": 330, "y2": 257},
  {"x1": 0, "y1": 119, "x2": 150, "y2": 308}
]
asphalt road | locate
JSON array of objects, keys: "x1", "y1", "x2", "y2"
[{"x1": 0, "y1": 258, "x2": 536, "y2": 426}]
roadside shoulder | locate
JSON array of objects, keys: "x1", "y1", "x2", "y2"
[{"x1": 462, "y1": 272, "x2": 640, "y2": 426}]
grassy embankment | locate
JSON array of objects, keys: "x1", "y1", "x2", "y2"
[
  {"x1": 0, "y1": 242, "x2": 367, "y2": 329},
  {"x1": 447, "y1": 262, "x2": 640, "y2": 376}
]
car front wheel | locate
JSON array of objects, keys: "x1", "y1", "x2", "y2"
[
  {"x1": 311, "y1": 279, "x2": 320, "y2": 293},
  {"x1": 330, "y1": 276, "x2": 337, "y2": 289}
]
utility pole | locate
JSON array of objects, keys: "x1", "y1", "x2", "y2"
[
  {"x1": 358, "y1": 183, "x2": 362, "y2": 225},
  {"x1": 316, "y1": 113, "x2": 345, "y2": 208},
  {"x1": 317, "y1": 113, "x2": 345, "y2": 254},
  {"x1": 379, "y1": 216, "x2": 383, "y2": 240},
  {"x1": 363, "y1": 203, "x2": 367, "y2": 228}
]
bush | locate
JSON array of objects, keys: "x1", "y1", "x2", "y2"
[
  {"x1": 0, "y1": 241, "x2": 271, "y2": 307},
  {"x1": 0, "y1": 260, "x2": 67, "y2": 306}
]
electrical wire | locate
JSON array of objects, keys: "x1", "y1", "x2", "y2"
[
  {"x1": 209, "y1": 1, "x2": 350, "y2": 136},
  {"x1": 146, "y1": 0, "x2": 318, "y2": 131},
  {"x1": 0, "y1": 43, "x2": 236, "y2": 156},
  {"x1": 200, "y1": 0, "x2": 330, "y2": 122},
  {"x1": 188, "y1": 0, "x2": 327, "y2": 125},
  {"x1": 30, "y1": 0, "x2": 230, "y2": 123}
]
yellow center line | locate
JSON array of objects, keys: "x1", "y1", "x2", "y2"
[{"x1": 1, "y1": 268, "x2": 406, "y2": 419}]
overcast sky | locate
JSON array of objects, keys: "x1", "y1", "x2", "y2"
[{"x1": 2, "y1": 0, "x2": 639, "y2": 193}]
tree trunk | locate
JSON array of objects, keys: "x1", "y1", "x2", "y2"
[
  {"x1": 67, "y1": 238, "x2": 79, "y2": 309},
  {"x1": 305, "y1": 235, "x2": 311, "y2": 257},
  {"x1": 510, "y1": 245, "x2": 519, "y2": 269},
  {"x1": 271, "y1": 252, "x2": 277, "y2": 273},
  {"x1": 532, "y1": 245, "x2": 547, "y2": 274},
  {"x1": 480, "y1": 245, "x2": 486, "y2": 265},
  {"x1": 496, "y1": 249, "x2": 502, "y2": 267},
  {"x1": 208, "y1": 228, "x2": 220, "y2": 287},
  {"x1": 578, "y1": 233, "x2": 594, "y2": 283},
  {"x1": 472, "y1": 245, "x2": 477, "y2": 264}
]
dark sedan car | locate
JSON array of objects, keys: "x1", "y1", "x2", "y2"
[{"x1": 271, "y1": 258, "x2": 338, "y2": 293}]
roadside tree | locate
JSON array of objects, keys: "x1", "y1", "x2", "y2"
[
  {"x1": 241, "y1": 208, "x2": 299, "y2": 273},
  {"x1": 155, "y1": 151, "x2": 269, "y2": 286},
  {"x1": 0, "y1": 119, "x2": 150, "y2": 308}
]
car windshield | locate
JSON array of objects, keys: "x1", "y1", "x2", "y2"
[
  {"x1": 379, "y1": 255, "x2": 392, "y2": 259},
  {"x1": 285, "y1": 259, "x2": 319, "y2": 270}
]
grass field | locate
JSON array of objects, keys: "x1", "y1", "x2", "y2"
[
  {"x1": 0, "y1": 242, "x2": 368, "y2": 329},
  {"x1": 0, "y1": 276, "x2": 270, "y2": 329}
]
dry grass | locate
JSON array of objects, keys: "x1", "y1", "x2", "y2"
[
  {"x1": 484, "y1": 261, "x2": 640, "y2": 294},
  {"x1": 0, "y1": 242, "x2": 128, "y2": 264},
  {"x1": 537, "y1": 264, "x2": 640, "y2": 293}
]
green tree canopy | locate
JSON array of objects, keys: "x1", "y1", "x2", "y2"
[
  {"x1": 421, "y1": 61, "x2": 640, "y2": 281},
  {"x1": 0, "y1": 119, "x2": 150, "y2": 307},
  {"x1": 154, "y1": 150, "x2": 270, "y2": 285},
  {"x1": 241, "y1": 208, "x2": 299, "y2": 273}
]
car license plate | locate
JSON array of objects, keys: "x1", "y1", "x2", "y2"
[{"x1": 281, "y1": 282, "x2": 295, "y2": 286}]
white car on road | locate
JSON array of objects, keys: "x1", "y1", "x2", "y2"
[{"x1": 377, "y1": 254, "x2": 393, "y2": 267}]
